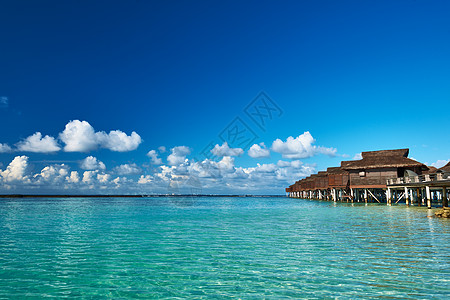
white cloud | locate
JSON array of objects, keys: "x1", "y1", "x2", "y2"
[
  {"x1": 97, "y1": 173, "x2": 111, "y2": 183},
  {"x1": 0, "y1": 143, "x2": 12, "y2": 153},
  {"x1": 66, "y1": 171, "x2": 80, "y2": 183},
  {"x1": 34, "y1": 164, "x2": 69, "y2": 184},
  {"x1": 147, "y1": 150, "x2": 162, "y2": 165},
  {"x1": 59, "y1": 120, "x2": 98, "y2": 152},
  {"x1": 82, "y1": 170, "x2": 98, "y2": 184},
  {"x1": 158, "y1": 146, "x2": 166, "y2": 153},
  {"x1": 80, "y1": 156, "x2": 106, "y2": 170},
  {"x1": 271, "y1": 132, "x2": 336, "y2": 159},
  {"x1": 96, "y1": 130, "x2": 141, "y2": 152},
  {"x1": 138, "y1": 175, "x2": 153, "y2": 184},
  {"x1": 248, "y1": 143, "x2": 270, "y2": 158},
  {"x1": 211, "y1": 142, "x2": 244, "y2": 157},
  {"x1": 0, "y1": 155, "x2": 29, "y2": 182},
  {"x1": 167, "y1": 146, "x2": 191, "y2": 166},
  {"x1": 16, "y1": 132, "x2": 61, "y2": 153},
  {"x1": 0, "y1": 143, "x2": 319, "y2": 194},
  {"x1": 217, "y1": 156, "x2": 235, "y2": 172},
  {"x1": 114, "y1": 163, "x2": 141, "y2": 175},
  {"x1": 112, "y1": 177, "x2": 122, "y2": 186},
  {"x1": 59, "y1": 120, "x2": 141, "y2": 152},
  {"x1": 353, "y1": 152, "x2": 362, "y2": 160},
  {"x1": 431, "y1": 159, "x2": 449, "y2": 169}
]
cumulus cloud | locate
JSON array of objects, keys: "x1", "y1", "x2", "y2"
[
  {"x1": 0, "y1": 143, "x2": 12, "y2": 153},
  {"x1": 211, "y1": 142, "x2": 244, "y2": 157},
  {"x1": 167, "y1": 146, "x2": 191, "y2": 166},
  {"x1": 34, "y1": 164, "x2": 69, "y2": 184},
  {"x1": 59, "y1": 120, "x2": 141, "y2": 152},
  {"x1": 271, "y1": 132, "x2": 336, "y2": 159},
  {"x1": 59, "y1": 120, "x2": 98, "y2": 152},
  {"x1": 138, "y1": 175, "x2": 153, "y2": 184},
  {"x1": 431, "y1": 159, "x2": 449, "y2": 169},
  {"x1": 0, "y1": 143, "x2": 318, "y2": 194},
  {"x1": 0, "y1": 155, "x2": 29, "y2": 182},
  {"x1": 82, "y1": 170, "x2": 98, "y2": 184},
  {"x1": 248, "y1": 143, "x2": 270, "y2": 158},
  {"x1": 16, "y1": 132, "x2": 61, "y2": 153},
  {"x1": 0, "y1": 156, "x2": 136, "y2": 192},
  {"x1": 66, "y1": 171, "x2": 80, "y2": 183},
  {"x1": 97, "y1": 173, "x2": 111, "y2": 183},
  {"x1": 147, "y1": 150, "x2": 162, "y2": 165},
  {"x1": 114, "y1": 163, "x2": 141, "y2": 175},
  {"x1": 80, "y1": 156, "x2": 106, "y2": 170},
  {"x1": 96, "y1": 130, "x2": 141, "y2": 152}
]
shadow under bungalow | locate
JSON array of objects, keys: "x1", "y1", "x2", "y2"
[{"x1": 286, "y1": 149, "x2": 450, "y2": 208}]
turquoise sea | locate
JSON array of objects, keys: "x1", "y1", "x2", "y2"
[{"x1": 0, "y1": 196, "x2": 449, "y2": 298}]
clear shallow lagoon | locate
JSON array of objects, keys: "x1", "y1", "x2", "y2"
[{"x1": 0, "y1": 196, "x2": 449, "y2": 298}]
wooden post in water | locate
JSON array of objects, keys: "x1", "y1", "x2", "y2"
[
  {"x1": 416, "y1": 188, "x2": 421, "y2": 206},
  {"x1": 387, "y1": 188, "x2": 391, "y2": 205},
  {"x1": 405, "y1": 187, "x2": 409, "y2": 206},
  {"x1": 426, "y1": 186, "x2": 431, "y2": 209},
  {"x1": 443, "y1": 187, "x2": 448, "y2": 207}
]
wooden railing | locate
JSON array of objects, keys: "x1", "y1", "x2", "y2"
[{"x1": 387, "y1": 172, "x2": 450, "y2": 186}]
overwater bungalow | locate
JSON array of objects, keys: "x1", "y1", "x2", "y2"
[
  {"x1": 340, "y1": 149, "x2": 427, "y2": 203},
  {"x1": 286, "y1": 148, "x2": 450, "y2": 208}
]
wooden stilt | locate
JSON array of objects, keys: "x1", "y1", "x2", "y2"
[
  {"x1": 416, "y1": 188, "x2": 421, "y2": 206},
  {"x1": 441, "y1": 187, "x2": 447, "y2": 207},
  {"x1": 426, "y1": 186, "x2": 431, "y2": 209},
  {"x1": 387, "y1": 188, "x2": 391, "y2": 205},
  {"x1": 405, "y1": 187, "x2": 409, "y2": 206},
  {"x1": 443, "y1": 187, "x2": 448, "y2": 208}
]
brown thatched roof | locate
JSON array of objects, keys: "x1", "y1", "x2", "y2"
[
  {"x1": 440, "y1": 162, "x2": 450, "y2": 172},
  {"x1": 423, "y1": 166, "x2": 438, "y2": 174},
  {"x1": 362, "y1": 149, "x2": 409, "y2": 158},
  {"x1": 341, "y1": 148, "x2": 427, "y2": 170},
  {"x1": 326, "y1": 167, "x2": 347, "y2": 174}
]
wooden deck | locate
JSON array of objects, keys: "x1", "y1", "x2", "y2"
[
  {"x1": 387, "y1": 172, "x2": 450, "y2": 188},
  {"x1": 386, "y1": 172, "x2": 449, "y2": 208}
]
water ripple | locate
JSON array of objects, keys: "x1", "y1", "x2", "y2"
[{"x1": 0, "y1": 197, "x2": 449, "y2": 298}]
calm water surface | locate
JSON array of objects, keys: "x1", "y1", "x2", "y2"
[{"x1": 0, "y1": 197, "x2": 449, "y2": 298}]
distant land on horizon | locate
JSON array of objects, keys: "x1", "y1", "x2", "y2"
[{"x1": 0, "y1": 194, "x2": 285, "y2": 198}]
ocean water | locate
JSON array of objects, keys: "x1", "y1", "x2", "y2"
[{"x1": 0, "y1": 197, "x2": 448, "y2": 299}]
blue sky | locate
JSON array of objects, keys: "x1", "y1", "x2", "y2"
[{"x1": 1, "y1": 0, "x2": 449, "y2": 194}]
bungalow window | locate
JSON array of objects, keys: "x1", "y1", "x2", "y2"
[{"x1": 359, "y1": 171, "x2": 366, "y2": 177}]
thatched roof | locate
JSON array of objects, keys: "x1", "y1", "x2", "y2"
[
  {"x1": 423, "y1": 166, "x2": 438, "y2": 174},
  {"x1": 341, "y1": 148, "x2": 427, "y2": 170},
  {"x1": 326, "y1": 167, "x2": 347, "y2": 174},
  {"x1": 440, "y1": 162, "x2": 450, "y2": 172},
  {"x1": 362, "y1": 149, "x2": 409, "y2": 158}
]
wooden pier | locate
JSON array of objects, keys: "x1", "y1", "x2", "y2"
[
  {"x1": 386, "y1": 171, "x2": 450, "y2": 208},
  {"x1": 286, "y1": 149, "x2": 449, "y2": 208}
]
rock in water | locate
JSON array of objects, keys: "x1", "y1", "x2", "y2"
[{"x1": 434, "y1": 207, "x2": 450, "y2": 218}]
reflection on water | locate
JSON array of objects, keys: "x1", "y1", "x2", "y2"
[{"x1": 0, "y1": 197, "x2": 449, "y2": 298}]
